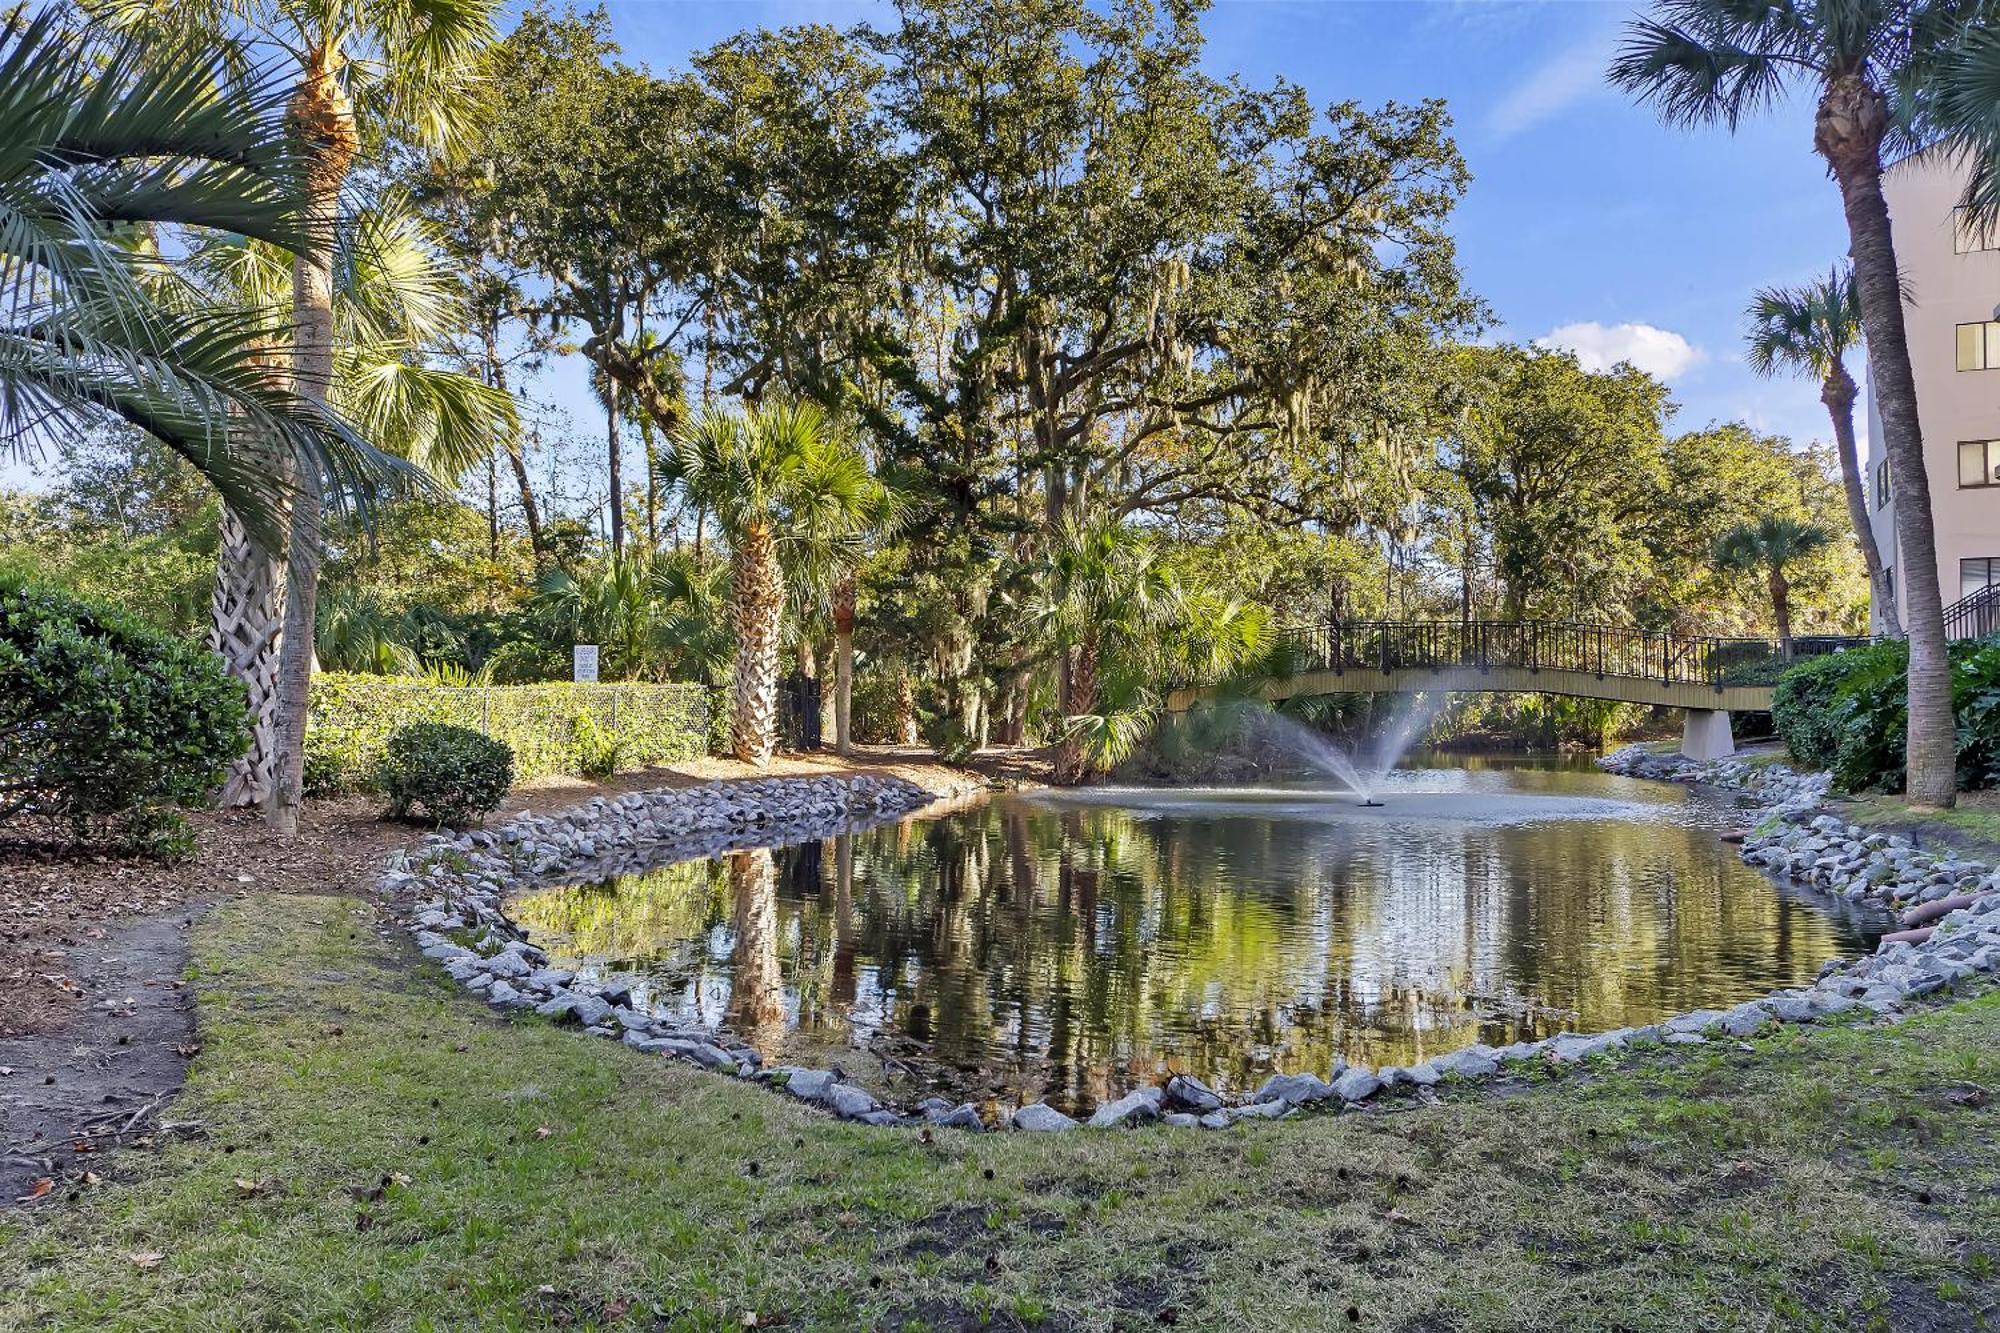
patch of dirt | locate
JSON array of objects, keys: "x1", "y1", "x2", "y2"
[{"x1": 0, "y1": 906, "x2": 206, "y2": 1208}]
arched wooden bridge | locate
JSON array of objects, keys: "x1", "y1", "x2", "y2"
[{"x1": 1165, "y1": 619, "x2": 1867, "y2": 760}]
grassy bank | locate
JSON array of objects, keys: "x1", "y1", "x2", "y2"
[{"x1": 4, "y1": 894, "x2": 1998, "y2": 1331}]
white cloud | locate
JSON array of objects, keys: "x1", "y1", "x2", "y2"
[
  {"x1": 1486, "y1": 30, "x2": 1619, "y2": 140},
  {"x1": 1534, "y1": 321, "x2": 1705, "y2": 381}
]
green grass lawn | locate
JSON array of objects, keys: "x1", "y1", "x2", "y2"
[{"x1": 4, "y1": 893, "x2": 1998, "y2": 1332}]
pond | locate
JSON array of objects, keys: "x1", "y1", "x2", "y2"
[{"x1": 511, "y1": 756, "x2": 1885, "y2": 1116}]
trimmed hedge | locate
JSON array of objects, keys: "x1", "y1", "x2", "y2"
[{"x1": 305, "y1": 674, "x2": 712, "y2": 794}]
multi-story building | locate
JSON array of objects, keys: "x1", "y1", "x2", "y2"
[{"x1": 1864, "y1": 150, "x2": 2000, "y2": 634}]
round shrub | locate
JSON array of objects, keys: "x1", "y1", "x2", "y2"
[
  {"x1": 377, "y1": 722, "x2": 514, "y2": 827},
  {"x1": 0, "y1": 574, "x2": 247, "y2": 854}
]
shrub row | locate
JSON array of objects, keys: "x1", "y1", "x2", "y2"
[
  {"x1": 306, "y1": 674, "x2": 713, "y2": 794},
  {"x1": 1771, "y1": 636, "x2": 2000, "y2": 793}
]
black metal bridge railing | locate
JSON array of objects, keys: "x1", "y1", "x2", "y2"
[{"x1": 1241, "y1": 620, "x2": 1868, "y2": 692}]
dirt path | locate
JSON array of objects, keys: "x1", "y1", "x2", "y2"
[{"x1": 1, "y1": 908, "x2": 204, "y2": 1206}]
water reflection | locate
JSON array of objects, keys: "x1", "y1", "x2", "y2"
[{"x1": 513, "y1": 760, "x2": 1883, "y2": 1115}]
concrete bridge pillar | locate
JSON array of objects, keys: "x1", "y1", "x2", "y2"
[{"x1": 1680, "y1": 708, "x2": 1735, "y2": 762}]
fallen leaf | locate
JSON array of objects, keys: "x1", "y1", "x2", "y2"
[
  {"x1": 533, "y1": 1124, "x2": 554, "y2": 1140},
  {"x1": 82, "y1": 1171, "x2": 101, "y2": 1186},
  {"x1": 129, "y1": 1251, "x2": 164, "y2": 1269},
  {"x1": 389, "y1": 1171, "x2": 412, "y2": 1187},
  {"x1": 605, "y1": 1299, "x2": 631, "y2": 1319},
  {"x1": 22, "y1": 1177, "x2": 52, "y2": 1200}
]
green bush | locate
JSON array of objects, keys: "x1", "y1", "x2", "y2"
[
  {"x1": 571, "y1": 712, "x2": 621, "y2": 778},
  {"x1": 378, "y1": 722, "x2": 514, "y2": 827},
  {"x1": 0, "y1": 575, "x2": 247, "y2": 855},
  {"x1": 1770, "y1": 650, "x2": 1857, "y2": 770},
  {"x1": 306, "y1": 675, "x2": 711, "y2": 792},
  {"x1": 1769, "y1": 636, "x2": 2000, "y2": 793}
]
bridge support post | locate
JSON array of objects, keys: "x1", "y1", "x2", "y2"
[{"x1": 1681, "y1": 708, "x2": 1735, "y2": 762}]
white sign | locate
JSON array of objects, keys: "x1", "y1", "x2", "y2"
[{"x1": 572, "y1": 644, "x2": 599, "y2": 683}]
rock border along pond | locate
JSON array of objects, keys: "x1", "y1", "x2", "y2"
[{"x1": 391, "y1": 758, "x2": 2000, "y2": 1134}]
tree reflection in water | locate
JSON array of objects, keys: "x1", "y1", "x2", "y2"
[{"x1": 513, "y1": 762, "x2": 1884, "y2": 1115}]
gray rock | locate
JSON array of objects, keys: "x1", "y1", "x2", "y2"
[
  {"x1": 1197, "y1": 1111, "x2": 1231, "y2": 1130},
  {"x1": 1432, "y1": 1048, "x2": 1499, "y2": 1079},
  {"x1": 1227, "y1": 1099, "x2": 1291, "y2": 1122},
  {"x1": 1164, "y1": 1073, "x2": 1222, "y2": 1114},
  {"x1": 1253, "y1": 1072, "x2": 1335, "y2": 1106},
  {"x1": 1718, "y1": 1004, "x2": 1770, "y2": 1038},
  {"x1": 1162, "y1": 1112, "x2": 1200, "y2": 1128},
  {"x1": 1087, "y1": 1087, "x2": 1164, "y2": 1128},
  {"x1": 1332, "y1": 1068, "x2": 1382, "y2": 1102},
  {"x1": 1662, "y1": 1031, "x2": 1706, "y2": 1046},
  {"x1": 487, "y1": 979, "x2": 521, "y2": 1006},
  {"x1": 933, "y1": 1103, "x2": 986, "y2": 1132},
  {"x1": 825, "y1": 1083, "x2": 879, "y2": 1119},
  {"x1": 484, "y1": 951, "x2": 530, "y2": 979},
  {"x1": 1011, "y1": 1103, "x2": 1079, "y2": 1133}
]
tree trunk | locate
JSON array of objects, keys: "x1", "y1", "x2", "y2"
[
  {"x1": 641, "y1": 417, "x2": 659, "y2": 549},
  {"x1": 833, "y1": 575, "x2": 855, "y2": 755},
  {"x1": 1054, "y1": 641, "x2": 1098, "y2": 785},
  {"x1": 210, "y1": 504, "x2": 287, "y2": 807},
  {"x1": 894, "y1": 669, "x2": 918, "y2": 746},
  {"x1": 725, "y1": 848, "x2": 785, "y2": 1055},
  {"x1": 1822, "y1": 363, "x2": 1898, "y2": 637},
  {"x1": 266, "y1": 63, "x2": 355, "y2": 834},
  {"x1": 1818, "y1": 75, "x2": 1954, "y2": 806},
  {"x1": 482, "y1": 319, "x2": 546, "y2": 563},
  {"x1": 603, "y1": 362, "x2": 625, "y2": 556},
  {"x1": 730, "y1": 521, "x2": 783, "y2": 764},
  {"x1": 1771, "y1": 567, "x2": 1794, "y2": 660}
]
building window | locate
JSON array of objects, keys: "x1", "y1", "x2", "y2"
[
  {"x1": 1964, "y1": 558, "x2": 2000, "y2": 599},
  {"x1": 1956, "y1": 207, "x2": 2000, "y2": 254},
  {"x1": 1962, "y1": 440, "x2": 2000, "y2": 487},
  {"x1": 1958, "y1": 321, "x2": 2000, "y2": 370},
  {"x1": 1876, "y1": 457, "x2": 1892, "y2": 507}
]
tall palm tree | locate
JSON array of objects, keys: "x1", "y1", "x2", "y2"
[
  {"x1": 1715, "y1": 517, "x2": 1835, "y2": 659},
  {"x1": 1610, "y1": 0, "x2": 1983, "y2": 807},
  {"x1": 660, "y1": 401, "x2": 889, "y2": 765},
  {"x1": 192, "y1": 192, "x2": 512, "y2": 804},
  {"x1": 0, "y1": 13, "x2": 398, "y2": 546},
  {"x1": 101, "y1": 0, "x2": 501, "y2": 830},
  {"x1": 1036, "y1": 519, "x2": 1179, "y2": 785},
  {"x1": 1745, "y1": 264, "x2": 1899, "y2": 637}
]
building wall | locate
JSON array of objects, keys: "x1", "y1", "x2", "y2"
[{"x1": 1864, "y1": 151, "x2": 2000, "y2": 633}]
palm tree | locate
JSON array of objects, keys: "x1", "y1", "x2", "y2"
[
  {"x1": 660, "y1": 401, "x2": 890, "y2": 764},
  {"x1": 1746, "y1": 264, "x2": 1899, "y2": 637},
  {"x1": 1610, "y1": 0, "x2": 1981, "y2": 807},
  {"x1": 1715, "y1": 517, "x2": 1834, "y2": 659},
  {"x1": 193, "y1": 193, "x2": 512, "y2": 804},
  {"x1": 1036, "y1": 519, "x2": 1179, "y2": 785},
  {"x1": 0, "y1": 13, "x2": 398, "y2": 547},
  {"x1": 102, "y1": 0, "x2": 501, "y2": 830}
]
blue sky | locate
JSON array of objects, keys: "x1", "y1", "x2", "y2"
[{"x1": 538, "y1": 0, "x2": 1858, "y2": 452}]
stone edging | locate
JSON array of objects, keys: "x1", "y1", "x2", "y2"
[{"x1": 390, "y1": 762, "x2": 2000, "y2": 1136}]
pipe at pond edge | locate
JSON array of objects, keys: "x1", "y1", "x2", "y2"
[{"x1": 1901, "y1": 891, "x2": 1987, "y2": 929}]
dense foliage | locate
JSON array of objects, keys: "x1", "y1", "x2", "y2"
[
  {"x1": 0, "y1": 576, "x2": 247, "y2": 854},
  {"x1": 378, "y1": 722, "x2": 514, "y2": 827},
  {"x1": 1771, "y1": 639, "x2": 2000, "y2": 794}
]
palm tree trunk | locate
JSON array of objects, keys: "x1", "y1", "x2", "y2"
[
  {"x1": 894, "y1": 669, "x2": 918, "y2": 746},
  {"x1": 833, "y1": 575, "x2": 855, "y2": 755},
  {"x1": 1771, "y1": 567, "x2": 1794, "y2": 660},
  {"x1": 603, "y1": 363, "x2": 625, "y2": 557},
  {"x1": 730, "y1": 521, "x2": 783, "y2": 764},
  {"x1": 1818, "y1": 76, "x2": 1954, "y2": 807},
  {"x1": 1054, "y1": 641, "x2": 1098, "y2": 785},
  {"x1": 1823, "y1": 362, "x2": 1898, "y2": 637},
  {"x1": 267, "y1": 63, "x2": 354, "y2": 834},
  {"x1": 726, "y1": 848, "x2": 785, "y2": 1056},
  {"x1": 210, "y1": 503, "x2": 287, "y2": 807}
]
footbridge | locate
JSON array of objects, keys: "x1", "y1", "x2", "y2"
[{"x1": 1166, "y1": 620, "x2": 1865, "y2": 760}]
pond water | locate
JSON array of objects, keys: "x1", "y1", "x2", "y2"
[{"x1": 512, "y1": 756, "x2": 1886, "y2": 1116}]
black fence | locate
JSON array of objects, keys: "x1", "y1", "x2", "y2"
[{"x1": 1249, "y1": 620, "x2": 1868, "y2": 691}]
